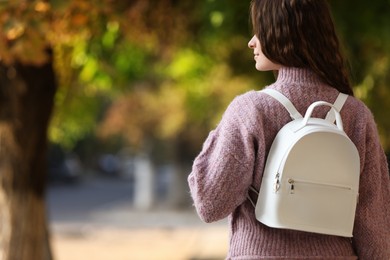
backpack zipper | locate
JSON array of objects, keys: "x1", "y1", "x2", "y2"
[
  {"x1": 274, "y1": 173, "x2": 281, "y2": 193},
  {"x1": 287, "y1": 178, "x2": 352, "y2": 194}
]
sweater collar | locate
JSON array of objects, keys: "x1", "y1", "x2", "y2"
[{"x1": 276, "y1": 67, "x2": 324, "y2": 86}]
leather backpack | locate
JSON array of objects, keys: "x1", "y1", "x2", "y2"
[{"x1": 249, "y1": 89, "x2": 360, "y2": 237}]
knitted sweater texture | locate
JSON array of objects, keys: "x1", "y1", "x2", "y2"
[{"x1": 188, "y1": 67, "x2": 390, "y2": 260}]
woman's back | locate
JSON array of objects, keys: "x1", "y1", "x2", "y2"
[{"x1": 189, "y1": 0, "x2": 390, "y2": 258}]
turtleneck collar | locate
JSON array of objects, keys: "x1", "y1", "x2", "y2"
[{"x1": 276, "y1": 67, "x2": 324, "y2": 86}]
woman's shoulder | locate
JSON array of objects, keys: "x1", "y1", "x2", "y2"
[
  {"x1": 222, "y1": 91, "x2": 258, "y2": 121},
  {"x1": 223, "y1": 90, "x2": 272, "y2": 122},
  {"x1": 231, "y1": 90, "x2": 259, "y2": 102},
  {"x1": 345, "y1": 95, "x2": 375, "y2": 121},
  {"x1": 229, "y1": 89, "x2": 273, "y2": 110},
  {"x1": 219, "y1": 90, "x2": 272, "y2": 133}
]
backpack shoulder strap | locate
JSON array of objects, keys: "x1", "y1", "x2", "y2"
[
  {"x1": 261, "y1": 89, "x2": 303, "y2": 120},
  {"x1": 325, "y1": 93, "x2": 349, "y2": 123}
]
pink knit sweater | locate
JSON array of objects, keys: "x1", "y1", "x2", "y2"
[{"x1": 188, "y1": 67, "x2": 390, "y2": 259}]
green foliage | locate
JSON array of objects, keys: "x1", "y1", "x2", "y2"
[
  {"x1": 50, "y1": 91, "x2": 102, "y2": 149},
  {"x1": 1, "y1": 0, "x2": 390, "y2": 155},
  {"x1": 329, "y1": 0, "x2": 390, "y2": 149}
]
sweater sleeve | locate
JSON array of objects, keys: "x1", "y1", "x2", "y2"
[
  {"x1": 187, "y1": 95, "x2": 259, "y2": 223},
  {"x1": 352, "y1": 112, "x2": 390, "y2": 259}
]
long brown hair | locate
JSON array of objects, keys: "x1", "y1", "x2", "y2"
[{"x1": 250, "y1": 0, "x2": 354, "y2": 95}]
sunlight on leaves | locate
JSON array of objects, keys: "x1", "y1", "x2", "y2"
[
  {"x1": 79, "y1": 57, "x2": 98, "y2": 82},
  {"x1": 50, "y1": 94, "x2": 101, "y2": 149},
  {"x1": 102, "y1": 21, "x2": 119, "y2": 49},
  {"x1": 210, "y1": 11, "x2": 224, "y2": 28},
  {"x1": 35, "y1": 1, "x2": 51, "y2": 13},
  {"x1": 165, "y1": 48, "x2": 212, "y2": 81},
  {"x1": 355, "y1": 75, "x2": 374, "y2": 100},
  {"x1": 4, "y1": 19, "x2": 25, "y2": 40}
]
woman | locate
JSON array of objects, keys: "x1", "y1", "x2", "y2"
[{"x1": 188, "y1": 0, "x2": 390, "y2": 259}]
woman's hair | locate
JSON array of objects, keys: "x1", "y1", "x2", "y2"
[{"x1": 250, "y1": 0, "x2": 354, "y2": 95}]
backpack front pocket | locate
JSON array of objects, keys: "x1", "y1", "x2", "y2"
[{"x1": 278, "y1": 178, "x2": 358, "y2": 235}]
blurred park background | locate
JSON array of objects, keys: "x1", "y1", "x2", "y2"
[{"x1": 0, "y1": 0, "x2": 389, "y2": 259}]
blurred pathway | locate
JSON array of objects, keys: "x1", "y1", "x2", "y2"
[{"x1": 47, "y1": 177, "x2": 229, "y2": 260}]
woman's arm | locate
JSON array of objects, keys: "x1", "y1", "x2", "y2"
[
  {"x1": 188, "y1": 96, "x2": 260, "y2": 223},
  {"x1": 352, "y1": 113, "x2": 390, "y2": 259}
]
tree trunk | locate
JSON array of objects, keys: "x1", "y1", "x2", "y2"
[{"x1": 0, "y1": 53, "x2": 56, "y2": 260}]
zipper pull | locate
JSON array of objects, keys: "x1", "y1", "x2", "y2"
[
  {"x1": 288, "y1": 179, "x2": 295, "y2": 194},
  {"x1": 274, "y1": 173, "x2": 280, "y2": 193}
]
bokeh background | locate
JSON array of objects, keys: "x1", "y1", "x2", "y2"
[{"x1": 0, "y1": 0, "x2": 389, "y2": 259}]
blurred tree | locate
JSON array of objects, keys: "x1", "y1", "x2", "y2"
[
  {"x1": 0, "y1": 56, "x2": 55, "y2": 260},
  {"x1": 0, "y1": 1, "x2": 56, "y2": 258},
  {"x1": 0, "y1": 0, "x2": 131, "y2": 259},
  {"x1": 0, "y1": 0, "x2": 224, "y2": 258}
]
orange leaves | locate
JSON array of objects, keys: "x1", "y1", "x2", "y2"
[
  {"x1": 34, "y1": 1, "x2": 50, "y2": 13},
  {"x1": 4, "y1": 20, "x2": 25, "y2": 41},
  {"x1": 0, "y1": 0, "x2": 193, "y2": 65},
  {"x1": 0, "y1": 1, "x2": 51, "y2": 65},
  {"x1": 98, "y1": 84, "x2": 187, "y2": 148},
  {"x1": 0, "y1": 0, "x2": 109, "y2": 65}
]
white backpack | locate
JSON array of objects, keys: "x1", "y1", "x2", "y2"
[{"x1": 249, "y1": 89, "x2": 360, "y2": 237}]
